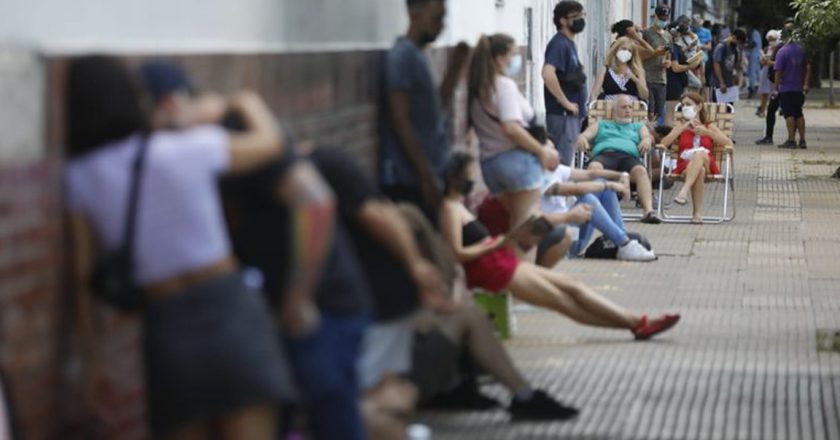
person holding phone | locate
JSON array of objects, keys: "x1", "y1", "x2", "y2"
[
  {"x1": 659, "y1": 92, "x2": 733, "y2": 223},
  {"x1": 441, "y1": 152, "x2": 681, "y2": 339},
  {"x1": 643, "y1": 4, "x2": 674, "y2": 123}
]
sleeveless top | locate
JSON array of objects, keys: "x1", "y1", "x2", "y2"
[{"x1": 599, "y1": 67, "x2": 640, "y2": 101}]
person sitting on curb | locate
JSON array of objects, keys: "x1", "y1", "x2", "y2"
[
  {"x1": 578, "y1": 94, "x2": 661, "y2": 223},
  {"x1": 541, "y1": 163, "x2": 657, "y2": 261},
  {"x1": 441, "y1": 152, "x2": 681, "y2": 339}
]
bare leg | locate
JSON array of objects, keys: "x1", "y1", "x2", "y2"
[
  {"x1": 499, "y1": 189, "x2": 541, "y2": 235},
  {"x1": 677, "y1": 151, "x2": 710, "y2": 200},
  {"x1": 437, "y1": 299, "x2": 530, "y2": 394},
  {"x1": 631, "y1": 165, "x2": 654, "y2": 214},
  {"x1": 219, "y1": 405, "x2": 276, "y2": 440},
  {"x1": 536, "y1": 229, "x2": 573, "y2": 269},
  {"x1": 796, "y1": 116, "x2": 806, "y2": 143},
  {"x1": 690, "y1": 166, "x2": 707, "y2": 222},
  {"x1": 759, "y1": 94, "x2": 768, "y2": 114},
  {"x1": 506, "y1": 264, "x2": 639, "y2": 329},
  {"x1": 785, "y1": 117, "x2": 797, "y2": 141}
]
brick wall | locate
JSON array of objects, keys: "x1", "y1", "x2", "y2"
[{"x1": 0, "y1": 45, "x2": 467, "y2": 439}]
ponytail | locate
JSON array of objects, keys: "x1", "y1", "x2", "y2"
[{"x1": 468, "y1": 33, "x2": 515, "y2": 109}]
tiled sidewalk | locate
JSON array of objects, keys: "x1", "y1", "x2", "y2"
[{"x1": 417, "y1": 102, "x2": 840, "y2": 439}]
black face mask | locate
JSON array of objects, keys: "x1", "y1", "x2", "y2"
[
  {"x1": 459, "y1": 179, "x2": 475, "y2": 195},
  {"x1": 570, "y1": 18, "x2": 586, "y2": 34},
  {"x1": 419, "y1": 31, "x2": 437, "y2": 46}
]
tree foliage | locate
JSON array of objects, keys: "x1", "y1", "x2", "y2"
[{"x1": 792, "y1": 0, "x2": 840, "y2": 48}]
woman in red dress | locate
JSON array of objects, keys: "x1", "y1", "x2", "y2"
[
  {"x1": 439, "y1": 152, "x2": 680, "y2": 340},
  {"x1": 660, "y1": 92, "x2": 733, "y2": 223}
]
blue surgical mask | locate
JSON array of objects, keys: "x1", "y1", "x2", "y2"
[
  {"x1": 657, "y1": 19, "x2": 669, "y2": 28},
  {"x1": 506, "y1": 54, "x2": 523, "y2": 77}
]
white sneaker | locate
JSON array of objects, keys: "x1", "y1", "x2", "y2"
[{"x1": 616, "y1": 239, "x2": 657, "y2": 262}]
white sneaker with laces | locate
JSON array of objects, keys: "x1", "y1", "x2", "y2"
[{"x1": 617, "y1": 239, "x2": 656, "y2": 262}]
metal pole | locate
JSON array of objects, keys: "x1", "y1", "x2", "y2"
[{"x1": 830, "y1": 50, "x2": 836, "y2": 107}]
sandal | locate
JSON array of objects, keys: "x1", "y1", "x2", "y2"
[
  {"x1": 633, "y1": 314, "x2": 681, "y2": 340},
  {"x1": 640, "y1": 211, "x2": 661, "y2": 224},
  {"x1": 690, "y1": 217, "x2": 703, "y2": 225},
  {"x1": 673, "y1": 195, "x2": 688, "y2": 206}
]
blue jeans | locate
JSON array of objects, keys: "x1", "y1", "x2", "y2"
[
  {"x1": 285, "y1": 313, "x2": 370, "y2": 440},
  {"x1": 570, "y1": 188, "x2": 629, "y2": 256}
]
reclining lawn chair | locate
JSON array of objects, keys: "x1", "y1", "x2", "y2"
[{"x1": 655, "y1": 102, "x2": 735, "y2": 223}]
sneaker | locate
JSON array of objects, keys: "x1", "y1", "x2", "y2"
[
  {"x1": 509, "y1": 390, "x2": 580, "y2": 422},
  {"x1": 633, "y1": 314, "x2": 681, "y2": 340},
  {"x1": 617, "y1": 240, "x2": 657, "y2": 262},
  {"x1": 754, "y1": 137, "x2": 774, "y2": 145},
  {"x1": 799, "y1": 140, "x2": 807, "y2": 149},
  {"x1": 777, "y1": 140, "x2": 797, "y2": 149},
  {"x1": 422, "y1": 382, "x2": 501, "y2": 410}
]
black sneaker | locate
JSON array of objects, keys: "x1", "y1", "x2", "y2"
[
  {"x1": 777, "y1": 140, "x2": 797, "y2": 149},
  {"x1": 755, "y1": 137, "x2": 774, "y2": 145},
  {"x1": 799, "y1": 140, "x2": 808, "y2": 149},
  {"x1": 640, "y1": 211, "x2": 662, "y2": 224},
  {"x1": 509, "y1": 390, "x2": 580, "y2": 422},
  {"x1": 422, "y1": 382, "x2": 501, "y2": 410}
]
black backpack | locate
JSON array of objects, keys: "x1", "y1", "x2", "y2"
[{"x1": 584, "y1": 232, "x2": 652, "y2": 259}]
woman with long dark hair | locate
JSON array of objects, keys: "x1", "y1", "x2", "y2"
[
  {"x1": 468, "y1": 33, "x2": 558, "y2": 240},
  {"x1": 64, "y1": 56, "x2": 292, "y2": 439}
]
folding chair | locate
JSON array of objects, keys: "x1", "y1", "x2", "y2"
[{"x1": 655, "y1": 102, "x2": 736, "y2": 223}]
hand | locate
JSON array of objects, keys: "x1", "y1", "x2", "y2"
[
  {"x1": 577, "y1": 137, "x2": 590, "y2": 152},
  {"x1": 562, "y1": 100, "x2": 580, "y2": 116},
  {"x1": 718, "y1": 86, "x2": 728, "y2": 94},
  {"x1": 804, "y1": 84, "x2": 811, "y2": 94},
  {"x1": 540, "y1": 146, "x2": 560, "y2": 171},
  {"x1": 611, "y1": 179, "x2": 631, "y2": 201},
  {"x1": 638, "y1": 139, "x2": 652, "y2": 155},
  {"x1": 661, "y1": 59, "x2": 672, "y2": 69},
  {"x1": 625, "y1": 70, "x2": 639, "y2": 82},
  {"x1": 567, "y1": 204, "x2": 593, "y2": 224}
]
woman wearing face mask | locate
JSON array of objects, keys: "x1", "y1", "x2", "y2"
[
  {"x1": 440, "y1": 152, "x2": 681, "y2": 339},
  {"x1": 659, "y1": 92, "x2": 733, "y2": 223},
  {"x1": 468, "y1": 33, "x2": 559, "y2": 239},
  {"x1": 756, "y1": 30, "x2": 782, "y2": 118},
  {"x1": 588, "y1": 37, "x2": 649, "y2": 103}
]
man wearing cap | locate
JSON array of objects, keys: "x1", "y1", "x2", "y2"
[
  {"x1": 140, "y1": 61, "x2": 228, "y2": 130},
  {"x1": 642, "y1": 4, "x2": 673, "y2": 124}
]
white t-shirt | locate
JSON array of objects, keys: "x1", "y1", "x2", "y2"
[
  {"x1": 470, "y1": 75, "x2": 536, "y2": 159},
  {"x1": 65, "y1": 125, "x2": 232, "y2": 285},
  {"x1": 540, "y1": 165, "x2": 575, "y2": 214}
]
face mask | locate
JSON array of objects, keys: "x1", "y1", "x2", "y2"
[
  {"x1": 506, "y1": 54, "x2": 523, "y2": 77},
  {"x1": 570, "y1": 18, "x2": 586, "y2": 34},
  {"x1": 459, "y1": 179, "x2": 475, "y2": 195},
  {"x1": 682, "y1": 105, "x2": 697, "y2": 120},
  {"x1": 769, "y1": 39, "x2": 779, "y2": 47},
  {"x1": 657, "y1": 19, "x2": 669, "y2": 29},
  {"x1": 616, "y1": 49, "x2": 633, "y2": 63}
]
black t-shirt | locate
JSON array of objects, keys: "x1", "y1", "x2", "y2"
[
  {"x1": 310, "y1": 148, "x2": 420, "y2": 322},
  {"x1": 220, "y1": 148, "x2": 372, "y2": 316},
  {"x1": 667, "y1": 46, "x2": 690, "y2": 100}
]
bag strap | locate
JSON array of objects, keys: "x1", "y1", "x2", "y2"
[{"x1": 120, "y1": 134, "x2": 150, "y2": 260}]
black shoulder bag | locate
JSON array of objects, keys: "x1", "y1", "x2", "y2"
[
  {"x1": 89, "y1": 136, "x2": 149, "y2": 311},
  {"x1": 479, "y1": 103, "x2": 550, "y2": 144}
]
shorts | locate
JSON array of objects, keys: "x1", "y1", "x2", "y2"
[
  {"x1": 357, "y1": 316, "x2": 415, "y2": 390},
  {"x1": 143, "y1": 273, "x2": 295, "y2": 435},
  {"x1": 779, "y1": 91, "x2": 805, "y2": 119},
  {"x1": 537, "y1": 225, "x2": 568, "y2": 262},
  {"x1": 480, "y1": 148, "x2": 543, "y2": 195},
  {"x1": 463, "y1": 244, "x2": 519, "y2": 292},
  {"x1": 591, "y1": 151, "x2": 645, "y2": 173}
]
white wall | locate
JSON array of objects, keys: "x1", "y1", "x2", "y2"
[{"x1": 0, "y1": 0, "x2": 408, "y2": 53}]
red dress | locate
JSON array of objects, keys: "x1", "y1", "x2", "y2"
[{"x1": 672, "y1": 126, "x2": 720, "y2": 176}]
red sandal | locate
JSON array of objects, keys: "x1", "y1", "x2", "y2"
[{"x1": 633, "y1": 314, "x2": 681, "y2": 340}]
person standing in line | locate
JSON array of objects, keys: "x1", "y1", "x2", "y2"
[
  {"x1": 642, "y1": 4, "x2": 674, "y2": 124},
  {"x1": 380, "y1": 0, "x2": 469, "y2": 226},
  {"x1": 755, "y1": 30, "x2": 781, "y2": 121},
  {"x1": 713, "y1": 29, "x2": 747, "y2": 105},
  {"x1": 543, "y1": 0, "x2": 588, "y2": 167},
  {"x1": 743, "y1": 24, "x2": 763, "y2": 99},
  {"x1": 774, "y1": 24, "x2": 811, "y2": 149}
]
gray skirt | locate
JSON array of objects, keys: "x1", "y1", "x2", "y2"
[{"x1": 143, "y1": 273, "x2": 296, "y2": 434}]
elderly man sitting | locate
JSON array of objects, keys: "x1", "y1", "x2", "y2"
[{"x1": 577, "y1": 94, "x2": 661, "y2": 224}]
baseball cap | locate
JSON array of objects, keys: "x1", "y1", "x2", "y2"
[
  {"x1": 655, "y1": 4, "x2": 670, "y2": 18},
  {"x1": 140, "y1": 61, "x2": 194, "y2": 102}
]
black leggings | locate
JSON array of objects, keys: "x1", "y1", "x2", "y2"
[{"x1": 765, "y1": 94, "x2": 783, "y2": 139}]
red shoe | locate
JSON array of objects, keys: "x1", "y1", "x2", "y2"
[{"x1": 633, "y1": 314, "x2": 681, "y2": 340}]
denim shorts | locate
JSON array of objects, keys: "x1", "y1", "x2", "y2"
[{"x1": 480, "y1": 148, "x2": 543, "y2": 195}]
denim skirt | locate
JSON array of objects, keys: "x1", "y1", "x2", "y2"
[
  {"x1": 480, "y1": 148, "x2": 543, "y2": 195},
  {"x1": 143, "y1": 272, "x2": 296, "y2": 434}
]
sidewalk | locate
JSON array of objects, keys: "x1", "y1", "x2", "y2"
[{"x1": 416, "y1": 106, "x2": 840, "y2": 439}]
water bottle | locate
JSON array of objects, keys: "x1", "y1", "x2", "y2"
[{"x1": 407, "y1": 424, "x2": 432, "y2": 440}]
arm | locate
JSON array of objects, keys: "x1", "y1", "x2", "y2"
[
  {"x1": 440, "y1": 202, "x2": 504, "y2": 263},
  {"x1": 548, "y1": 180, "x2": 619, "y2": 197},
  {"x1": 542, "y1": 64, "x2": 578, "y2": 115},
  {"x1": 714, "y1": 61, "x2": 726, "y2": 91},
  {"x1": 705, "y1": 124, "x2": 734, "y2": 147},
  {"x1": 632, "y1": 69, "x2": 650, "y2": 100},
  {"x1": 638, "y1": 125, "x2": 654, "y2": 154},
  {"x1": 774, "y1": 69, "x2": 783, "y2": 92},
  {"x1": 226, "y1": 91, "x2": 284, "y2": 174},
  {"x1": 588, "y1": 66, "x2": 606, "y2": 103},
  {"x1": 804, "y1": 60, "x2": 812, "y2": 93},
  {"x1": 576, "y1": 120, "x2": 600, "y2": 151},
  {"x1": 389, "y1": 90, "x2": 442, "y2": 206},
  {"x1": 659, "y1": 123, "x2": 688, "y2": 147}
]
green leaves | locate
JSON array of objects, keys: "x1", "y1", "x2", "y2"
[{"x1": 792, "y1": 0, "x2": 840, "y2": 48}]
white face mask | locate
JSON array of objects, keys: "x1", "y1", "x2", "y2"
[
  {"x1": 681, "y1": 105, "x2": 697, "y2": 120},
  {"x1": 506, "y1": 54, "x2": 523, "y2": 77},
  {"x1": 616, "y1": 49, "x2": 633, "y2": 63},
  {"x1": 769, "y1": 39, "x2": 779, "y2": 47}
]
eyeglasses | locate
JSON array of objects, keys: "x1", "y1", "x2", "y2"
[{"x1": 566, "y1": 12, "x2": 587, "y2": 19}]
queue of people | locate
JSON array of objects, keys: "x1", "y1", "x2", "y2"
[{"x1": 62, "y1": 1, "x2": 818, "y2": 439}]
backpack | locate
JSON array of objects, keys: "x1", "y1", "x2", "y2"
[{"x1": 584, "y1": 232, "x2": 652, "y2": 259}]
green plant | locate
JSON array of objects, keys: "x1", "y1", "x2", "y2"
[{"x1": 791, "y1": 0, "x2": 840, "y2": 49}]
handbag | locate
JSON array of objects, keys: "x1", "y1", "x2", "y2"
[
  {"x1": 479, "y1": 103, "x2": 549, "y2": 145},
  {"x1": 89, "y1": 135, "x2": 149, "y2": 311}
]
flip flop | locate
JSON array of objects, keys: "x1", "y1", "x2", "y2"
[
  {"x1": 690, "y1": 218, "x2": 703, "y2": 225},
  {"x1": 673, "y1": 196, "x2": 688, "y2": 206}
]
